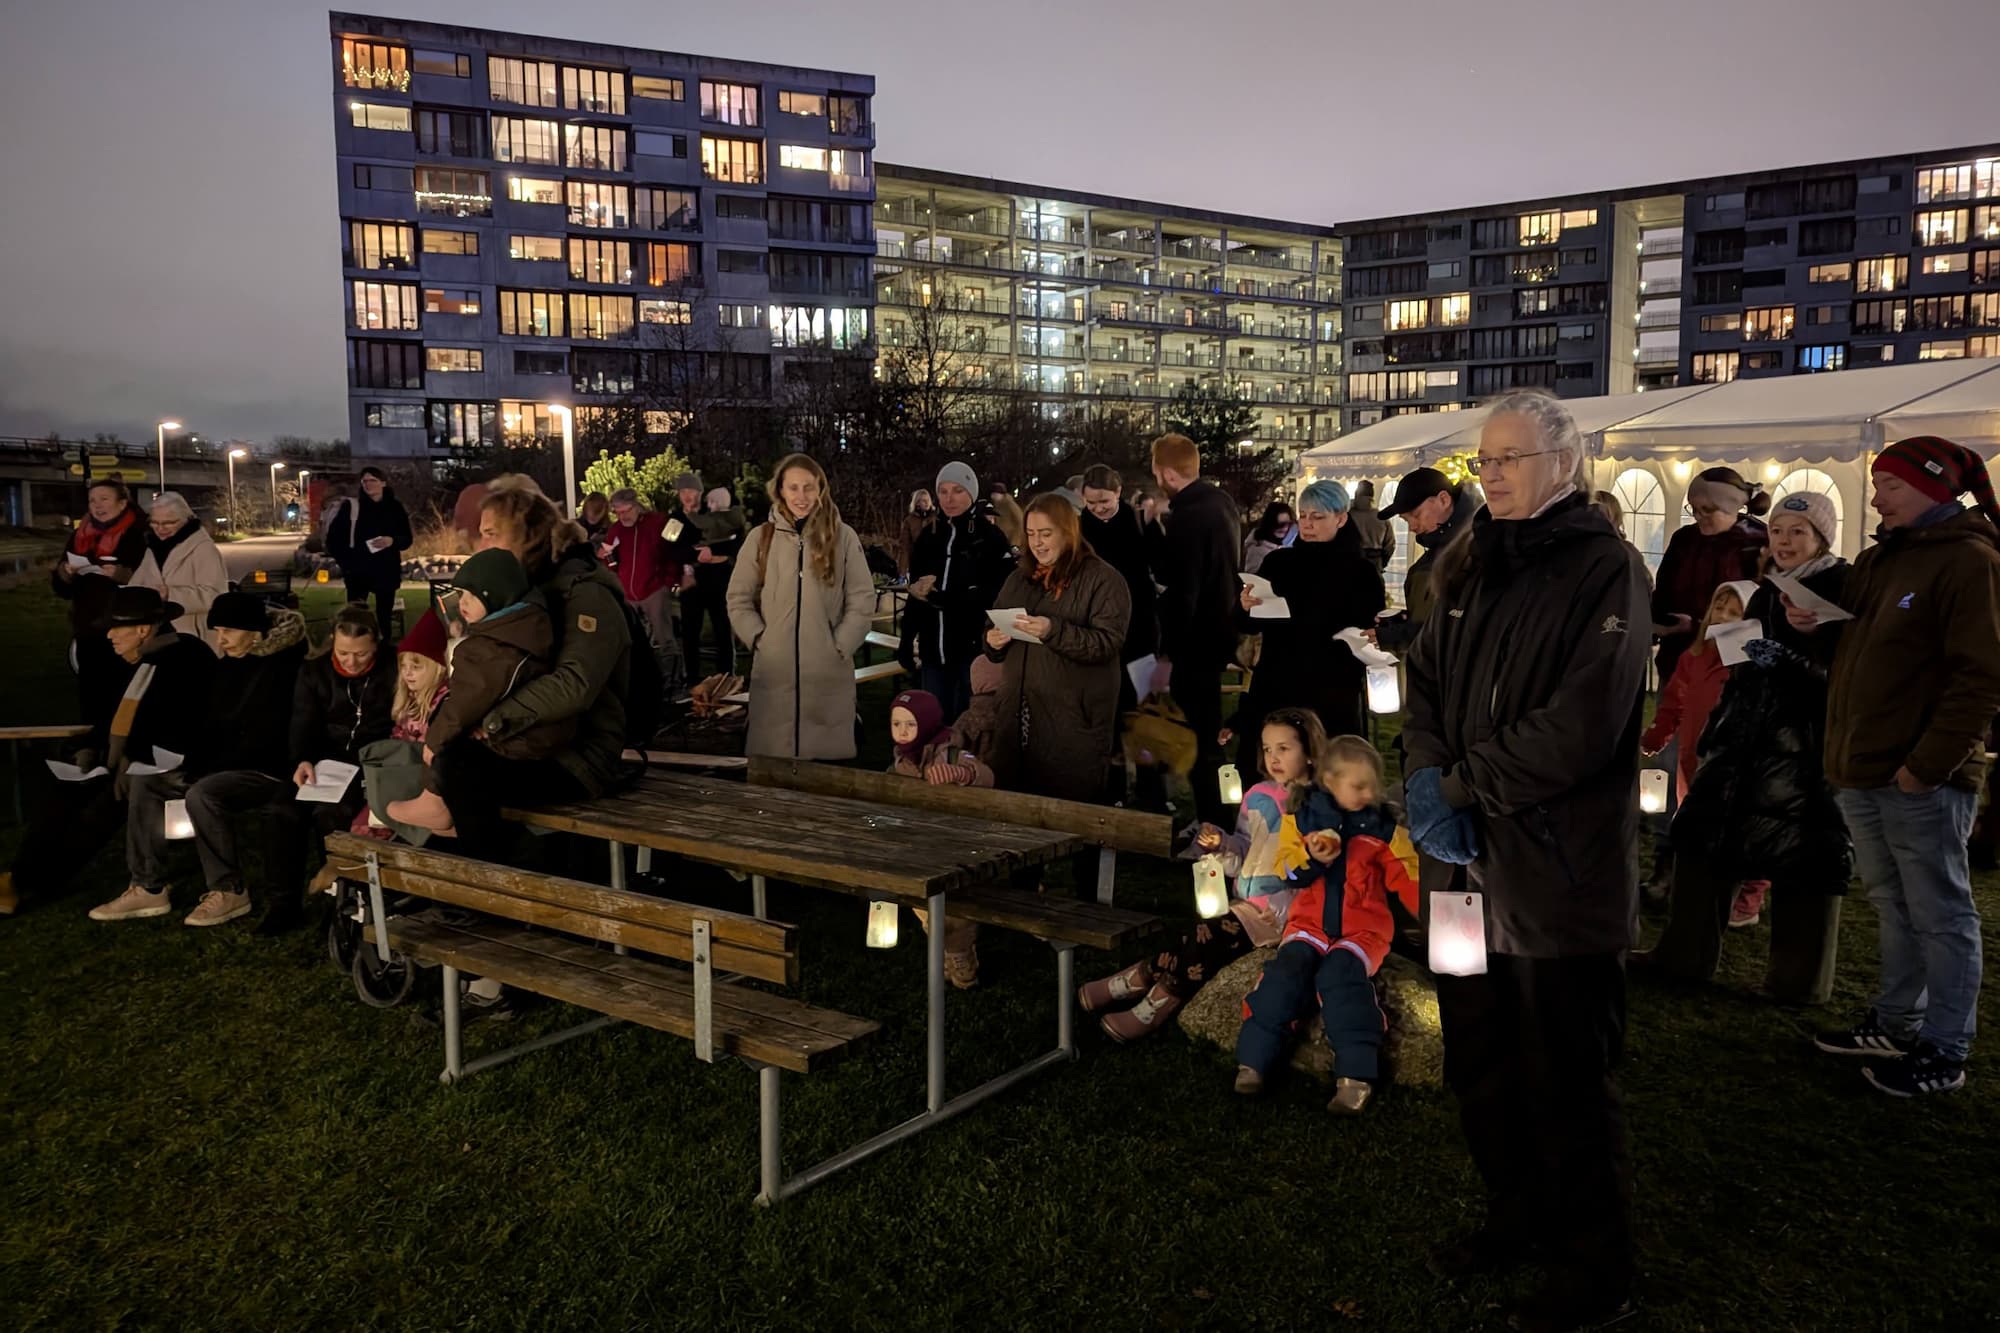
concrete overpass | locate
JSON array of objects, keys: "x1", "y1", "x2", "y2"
[{"x1": 0, "y1": 437, "x2": 296, "y2": 526}]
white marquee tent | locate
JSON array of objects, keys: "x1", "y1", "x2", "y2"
[{"x1": 1301, "y1": 360, "x2": 2000, "y2": 580}]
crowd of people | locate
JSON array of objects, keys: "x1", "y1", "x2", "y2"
[{"x1": 5, "y1": 396, "x2": 1996, "y2": 1333}]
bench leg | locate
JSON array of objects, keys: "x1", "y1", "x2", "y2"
[
  {"x1": 441, "y1": 963, "x2": 463, "y2": 1084},
  {"x1": 926, "y1": 891, "x2": 946, "y2": 1113},
  {"x1": 607, "y1": 841, "x2": 629, "y2": 956},
  {"x1": 1095, "y1": 847, "x2": 1117, "y2": 906},
  {"x1": 750, "y1": 874, "x2": 768, "y2": 921},
  {"x1": 1055, "y1": 944, "x2": 1077, "y2": 1058},
  {"x1": 756, "y1": 1064, "x2": 782, "y2": 1206}
]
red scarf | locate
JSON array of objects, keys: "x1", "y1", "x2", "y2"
[
  {"x1": 1029, "y1": 561, "x2": 1069, "y2": 599},
  {"x1": 70, "y1": 506, "x2": 140, "y2": 563}
]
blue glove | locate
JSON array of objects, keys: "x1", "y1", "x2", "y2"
[
  {"x1": 1741, "y1": 638, "x2": 1805, "y2": 671},
  {"x1": 1404, "y1": 767, "x2": 1453, "y2": 843},
  {"x1": 1422, "y1": 810, "x2": 1482, "y2": 866}
]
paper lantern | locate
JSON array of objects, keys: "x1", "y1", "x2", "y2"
[
  {"x1": 316, "y1": 568, "x2": 330, "y2": 584},
  {"x1": 1640, "y1": 768, "x2": 1670, "y2": 814},
  {"x1": 865, "y1": 900, "x2": 899, "y2": 949},
  {"x1": 1429, "y1": 891, "x2": 1489, "y2": 977},
  {"x1": 163, "y1": 799, "x2": 195, "y2": 841},
  {"x1": 1217, "y1": 763, "x2": 1243, "y2": 805},
  {"x1": 1366, "y1": 664, "x2": 1400, "y2": 714},
  {"x1": 1192, "y1": 854, "x2": 1229, "y2": 919}
]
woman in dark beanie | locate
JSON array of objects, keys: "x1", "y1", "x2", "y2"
[{"x1": 326, "y1": 466, "x2": 413, "y2": 630}]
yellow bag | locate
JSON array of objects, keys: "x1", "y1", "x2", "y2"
[{"x1": 1121, "y1": 694, "x2": 1197, "y2": 777}]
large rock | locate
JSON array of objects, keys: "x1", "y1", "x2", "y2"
[{"x1": 1177, "y1": 946, "x2": 1444, "y2": 1088}]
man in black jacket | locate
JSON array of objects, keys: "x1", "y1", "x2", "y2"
[
  {"x1": 899, "y1": 460, "x2": 1012, "y2": 719},
  {"x1": 1403, "y1": 392, "x2": 1650, "y2": 1333},
  {"x1": 1079, "y1": 463, "x2": 1161, "y2": 686},
  {"x1": 1376, "y1": 466, "x2": 1480, "y2": 652},
  {"x1": 1148, "y1": 433, "x2": 1240, "y2": 827}
]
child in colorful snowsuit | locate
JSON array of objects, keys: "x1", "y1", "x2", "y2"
[
  {"x1": 1235, "y1": 735, "x2": 1417, "y2": 1114},
  {"x1": 1079, "y1": 707, "x2": 1329, "y2": 1041}
]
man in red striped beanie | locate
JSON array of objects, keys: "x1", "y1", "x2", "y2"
[{"x1": 1809, "y1": 435, "x2": 2000, "y2": 1096}]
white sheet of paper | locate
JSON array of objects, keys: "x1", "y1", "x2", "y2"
[
  {"x1": 365, "y1": 536, "x2": 393, "y2": 553},
  {"x1": 45, "y1": 759, "x2": 109, "y2": 782},
  {"x1": 65, "y1": 551, "x2": 92, "y2": 570},
  {"x1": 295, "y1": 760, "x2": 360, "y2": 804},
  {"x1": 1767, "y1": 572, "x2": 1855, "y2": 624},
  {"x1": 986, "y1": 608, "x2": 1043, "y2": 644},
  {"x1": 1707, "y1": 618, "x2": 1763, "y2": 667},
  {"x1": 1239, "y1": 572, "x2": 1290, "y2": 620},
  {"x1": 1333, "y1": 626, "x2": 1400, "y2": 669},
  {"x1": 1127, "y1": 653, "x2": 1158, "y2": 698},
  {"x1": 125, "y1": 748, "x2": 184, "y2": 778}
]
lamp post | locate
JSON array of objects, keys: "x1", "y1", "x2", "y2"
[
  {"x1": 269, "y1": 461, "x2": 286, "y2": 526},
  {"x1": 296, "y1": 470, "x2": 312, "y2": 527},
  {"x1": 155, "y1": 419, "x2": 182, "y2": 496},
  {"x1": 545, "y1": 403, "x2": 576, "y2": 517},
  {"x1": 227, "y1": 448, "x2": 247, "y2": 531}
]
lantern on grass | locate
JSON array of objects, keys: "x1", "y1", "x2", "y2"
[
  {"x1": 865, "y1": 900, "x2": 899, "y2": 949},
  {"x1": 252, "y1": 570, "x2": 267, "y2": 584},
  {"x1": 1192, "y1": 854, "x2": 1229, "y2": 919},
  {"x1": 1639, "y1": 768, "x2": 1670, "y2": 814},
  {"x1": 1216, "y1": 763, "x2": 1243, "y2": 806},
  {"x1": 1366, "y1": 664, "x2": 1401, "y2": 715},
  {"x1": 316, "y1": 568, "x2": 330, "y2": 584},
  {"x1": 163, "y1": 798, "x2": 195, "y2": 841}
]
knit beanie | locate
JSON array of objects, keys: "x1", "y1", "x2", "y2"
[
  {"x1": 453, "y1": 547, "x2": 531, "y2": 613},
  {"x1": 673, "y1": 472, "x2": 703, "y2": 493},
  {"x1": 207, "y1": 590, "x2": 271, "y2": 634},
  {"x1": 1770, "y1": 490, "x2": 1837, "y2": 550},
  {"x1": 397, "y1": 608, "x2": 450, "y2": 667},
  {"x1": 1874, "y1": 435, "x2": 1999, "y2": 522},
  {"x1": 890, "y1": 689, "x2": 947, "y2": 760},
  {"x1": 705, "y1": 486, "x2": 733, "y2": 511},
  {"x1": 936, "y1": 460, "x2": 979, "y2": 499},
  {"x1": 1688, "y1": 474, "x2": 1753, "y2": 515}
]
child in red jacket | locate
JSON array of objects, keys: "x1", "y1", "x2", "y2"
[
  {"x1": 1234, "y1": 736, "x2": 1417, "y2": 1115},
  {"x1": 1643, "y1": 580, "x2": 1754, "y2": 802}
]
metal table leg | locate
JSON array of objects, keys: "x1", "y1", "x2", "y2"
[{"x1": 926, "y1": 890, "x2": 946, "y2": 1113}]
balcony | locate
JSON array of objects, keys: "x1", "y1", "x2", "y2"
[
  {"x1": 1092, "y1": 230, "x2": 1155, "y2": 256},
  {"x1": 1227, "y1": 248, "x2": 1310, "y2": 274},
  {"x1": 1641, "y1": 232, "x2": 1685, "y2": 257},
  {"x1": 1227, "y1": 355, "x2": 1312, "y2": 374},
  {"x1": 1233, "y1": 321, "x2": 1312, "y2": 340},
  {"x1": 1090, "y1": 345, "x2": 1158, "y2": 364},
  {"x1": 1017, "y1": 339, "x2": 1084, "y2": 360},
  {"x1": 829, "y1": 171, "x2": 872, "y2": 194},
  {"x1": 1160, "y1": 350, "x2": 1222, "y2": 368}
]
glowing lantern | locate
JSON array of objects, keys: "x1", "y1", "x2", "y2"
[
  {"x1": 1366, "y1": 664, "x2": 1401, "y2": 714},
  {"x1": 316, "y1": 568, "x2": 330, "y2": 584},
  {"x1": 1640, "y1": 768, "x2": 1670, "y2": 814},
  {"x1": 865, "y1": 900, "x2": 899, "y2": 948},
  {"x1": 252, "y1": 570, "x2": 267, "y2": 584},
  {"x1": 1192, "y1": 854, "x2": 1229, "y2": 919},
  {"x1": 1217, "y1": 763, "x2": 1243, "y2": 805},
  {"x1": 1428, "y1": 891, "x2": 1489, "y2": 977},
  {"x1": 164, "y1": 799, "x2": 195, "y2": 841}
]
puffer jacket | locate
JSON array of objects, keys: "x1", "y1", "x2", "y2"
[
  {"x1": 290, "y1": 646, "x2": 397, "y2": 769},
  {"x1": 899, "y1": 509, "x2": 1012, "y2": 674},
  {"x1": 428, "y1": 603, "x2": 574, "y2": 761},
  {"x1": 1403, "y1": 493, "x2": 1654, "y2": 958},
  {"x1": 1274, "y1": 833, "x2": 1418, "y2": 974}
]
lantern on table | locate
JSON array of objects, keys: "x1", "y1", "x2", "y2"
[
  {"x1": 163, "y1": 798, "x2": 195, "y2": 841},
  {"x1": 1192, "y1": 854, "x2": 1229, "y2": 919},
  {"x1": 1366, "y1": 664, "x2": 1401, "y2": 715},
  {"x1": 1217, "y1": 763, "x2": 1243, "y2": 806},
  {"x1": 865, "y1": 900, "x2": 899, "y2": 949},
  {"x1": 1639, "y1": 768, "x2": 1670, "y2": 814}
]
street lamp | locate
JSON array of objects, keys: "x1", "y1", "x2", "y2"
[
  {"x1": 269, "y1": 461, "x2": 286, "y2": 524},
  {"x1": 227, "y1": 448, "x2": 247, "y2": 530},
  {"x1": 155, "y1": 419, "x2": 182, "y2": 495},
  {"x1": 545, "y1": 403, "x2": 576, "y2": 517},
  {"x1": 297, "y1": 470, "x2": 312, "y2": 527}
]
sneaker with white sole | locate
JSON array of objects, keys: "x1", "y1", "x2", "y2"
[
  {"x1": 1864, "y1": 1042, "x2": 1968, "y2": 1098},
  {"x1": 1813, "y1": 1013, "x2": 1916, "y2": 1058},
  {"x1": 89, "y1": 885, "x2": 171, "y2": 922},
  {"x1": 185, "y1": 890, "x2": 251, "y2": 928}
]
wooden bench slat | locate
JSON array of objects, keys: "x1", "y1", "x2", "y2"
[
  {"x1": 946, "y1": 886, "x2": 1160, "y2": 950},
  {"x1": 0, "y1": 724, "x2": 92, "y2": 741},
  {"x1": 372, "y1": 916, "x2": 874, "y2": 1073},
  {"x1": 748, "y1": 757, "x2": 1172, "y2": 857}
]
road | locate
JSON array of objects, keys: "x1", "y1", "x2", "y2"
[{"x1": 221, "y1": 534, "x2": 304, "y2": 584}]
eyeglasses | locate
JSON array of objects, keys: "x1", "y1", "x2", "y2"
[{"x1": 1471, "y1": 449, "x2": 1565, "y2": 475}]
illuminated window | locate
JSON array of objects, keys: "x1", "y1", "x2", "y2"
[
  {"x1": 425, "y1": 347, "x2": 482, "y2": 373},
  {"x1": 1773, "y1": 469, "x2": 1843, "y2": 548},
  {"x1": 778, "y1": 91, "x2": 826, "y2": 117},
  {"x1": 565, "y1": 124, "x2": 627, "y2": 171},
  {"x1": 566, "y1": 180, "x2": 631, "y2": 228},
  {"x1": 1424, "y1": 369, "x2": 1459, "y2": 389},
  {"x1": 1970, "y1": 335, "x2": 2000, "y2": 358},
  {"x1": 1518, "y1": 212, "x2": 1561, "y2": 246},
  {"x1": 1909, "y1": 296, "x2": 1967, "y2": 330},
  {"x1": 563, "y1": 67, "x2": 625, "y2": 115},
  {"x1": 347, "y1": 221, "x2": 413, "y2": 269},
  {"x1": 488, "y1": 57, "x2": 557, "y2": 108},
  {"x1": 496, "y1": 289, "x2": 565, "y2": 337},
  {"x1": 1743, "y1": 306, "x2": 1795, "y2": 342},
  {"x1": 1973, "y1": 293, "x2": 2000, "y2": 324},
  {"x1": 633, "y1": 75, "x2": 684, "y2": 100},
  {"x1": 414, "y1": 167, "x2": 488, "y2": 217},
  {"x1": 1917, "y1": 209, "x2": 1969, "y2": 246},
  {"x1": 506, "y1": 176, "x2": 562, "y2": 205},
  {"x1": 1386, "y1": 299, "x2": 1428, "y2": 331},
  {"x1": 341, "y1": 38, "x2": 409, "y2": 91},
  {"x1": 348, "y1": 101, "x2": 410, "y2": 132},
  {"x1": 636, "y1": 188, "x2": 698, "y2": 231},
  {"x1": 1855, "y1": 256, "x2": 1907, "y2": 293},
  {"x1": 1807, "y1": 262, "x2": 1852, "y2": 284},
  {"x1": 1699, "y1": 313, "x2": 1742, "y2": 333},
  {"x1": 422, "y1": 229, "x2": 477, "y2": 256},
  {"x1": 1560, "y1": 208, "x2": 1599, "y2": 228},
  {"x1": 1346, "y1": 372, "x2": 1386, "y2": 402},
  {"x1": 1436, "y1": 293, "x2": 1470, "y2": 327},
  {"x1": 1853, "y1": 299, "x2": 1908, "y2": 334},
  {"x1": 700, "y1": 81, "x2": 760, "y2": 126},
  {"x1": 1795, "y1": 344, "x2": 1847, "y2": 373},
  {"x1": 499, "y1": 401, "x2": 557, "y2": 442},
  {"x1": 431, "y1": 402, "x2": 498, "y2": 451},
  {"x1": 1979, "y1": 207, "x2": 2000, "y2": 241},
  {"x1": 350, "y1": 281, "x2": 419, "y2": 331},
  {"x1": 412, "y1": 49, "x2": 469, "y2": 78},
  {"x1": 423, "y1": 288, "x2": 479, "y2": 316},
  {"x1": 1691, "y1": 352, "x2": 1738, "y2": 384},
  {"x1": 1920, "y1": 340, "x2": 1967, "y2": 360},
  {"x1": 701, "y1": 136, "x2": 764, "y2": 184},
  {"x1": 1612, "y1": 468, "x2": 1667, "y2": 573},
  {"x1": 568, "y1": 293, "x2": 635, "y2": 341},
  {"x1": 509, "y1": 234, "x2": 563, "y2": 262},
  {"x1": 491, "y1": 116, "x2": 559, "y2": 164},
  {"x1": 779, "y1": 145, "x2": 830, "y2": 172},
  {"x1": 365, "y1": 402, "x2": 425, "y2": 428},
  {"x1": 567, "y1": 237, "x2": 633, "y2": 284},
  {"x1": 645, "y1": 242, "x2": 696, "y2": 285},
  {"x1": 640, "y1": 299, "x2": 691, "y2": 325}
]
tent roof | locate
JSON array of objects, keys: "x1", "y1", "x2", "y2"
[
  {"x1": 1296, "y1": 408, "x2": 1481, "y2": 473},
  {"x1": 1878, "y1": 363, "x2": 2000, "y2": 451}
]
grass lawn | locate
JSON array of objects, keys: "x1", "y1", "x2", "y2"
[{"x1": 0, "y1": 581, "x2": 1994, "y2": 1330}]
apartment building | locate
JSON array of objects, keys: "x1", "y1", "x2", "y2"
[
  {"x1": 1335, "y1": 143, "x2": 2000, "y2": 435},
  {"x1": 331, "y1": 13, "x2": 875, "y2": 459},
  {"x1": 873, "y1": 166, "x2": 1343, "y2": 449}
]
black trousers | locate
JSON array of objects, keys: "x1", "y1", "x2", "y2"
[
  {"x1": 345, "y1": 578, "x2": 400, "y2": 634},
  {"x1": 431, "y1": 740, "x2": 585, "y2": 861},
  {"x1": 681, "y1": 575, "x2": 734, "y2": 677},
  {"x1": 1653, "y1": 858, "x2": 1842, "y2": 1004},
  {"x1": 1171, "y1": 658, "x2": 1228, "y2": 828},
  {"x1": 9, "y1": 774, "x2": 125, "y2": 907},
  {"x1": 1435, "y1": 953, "x2": 1634, "y2": 1298}
]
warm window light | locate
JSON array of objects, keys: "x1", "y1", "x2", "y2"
[{"x1": 1192, "y1": 855, "x2": 1229, "y2": 919}]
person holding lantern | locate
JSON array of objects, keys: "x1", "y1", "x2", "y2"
[{"x1": 1401, "y1": 390, "x2": 1651, "y2": 1332}]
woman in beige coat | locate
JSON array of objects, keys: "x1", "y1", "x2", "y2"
[
  {"x1": 130, "y1": 492, "x2": 228, "y2": 649},
  {"x1": 727, "y1": 454, "x2": 876, "y2": 760}
]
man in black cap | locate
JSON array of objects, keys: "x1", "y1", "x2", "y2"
[{"x1": 1376, "y1": 466, "x2": 1481, "y2": 652}]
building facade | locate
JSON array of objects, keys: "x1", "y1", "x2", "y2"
[
  {"x1": 330, "y1": 13, "x2": 875, "y2": 460},
  {"x1": 873, "y1": 166, "x2": 1343, "y2": 449},
  {"x1": 1335, "y1": 143, "x2": 2000, "y2": 435}
]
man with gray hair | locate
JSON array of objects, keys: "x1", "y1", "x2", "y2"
[{"x1": 601, "y1": 486, "x2": 682, "y2": 693}]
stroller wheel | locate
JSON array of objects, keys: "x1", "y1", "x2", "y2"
[
  {"x1": 352, "y1": 944, "x2": 416, "y2": 1008},
  {"x1": 326, "y1": 884, "x2": 362, "y2": 972}
]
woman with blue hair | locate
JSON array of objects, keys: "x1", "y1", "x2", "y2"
[{"x1": 1225, "y1": 478, "x2": 1385, "y2": 766}]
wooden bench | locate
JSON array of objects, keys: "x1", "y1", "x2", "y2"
[
  {"x1": 322, "y1": 831, "x2": 878, "y2": 1203},
  {"x1": 746, "y1": 756, "x2": 1173, "y2": 907},
  {"x1": 2, "y1": 724, "x2": 92, "y2": 823},
  {"x1": 854, "y1": 629, "x2": 905, "y2": 685}
]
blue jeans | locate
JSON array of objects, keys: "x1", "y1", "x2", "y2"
[
  {"x1": 1837, "y1": 784, "x2": 1983, "y2": 1061},
  {"x1": 1236, "y1": 940, "x2": 1385, "y2": 1080}
]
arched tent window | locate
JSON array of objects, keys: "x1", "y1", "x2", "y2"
[
  {"x1": 1370, "y1": 474, "x2": 1413, "y2": 607},
  {"x1": 1612, "y1": 467, "x2": 1668, "y2": 574},
  {"x1": 1773, "y1": 468, "x2": 1844, "y2": 551}
]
